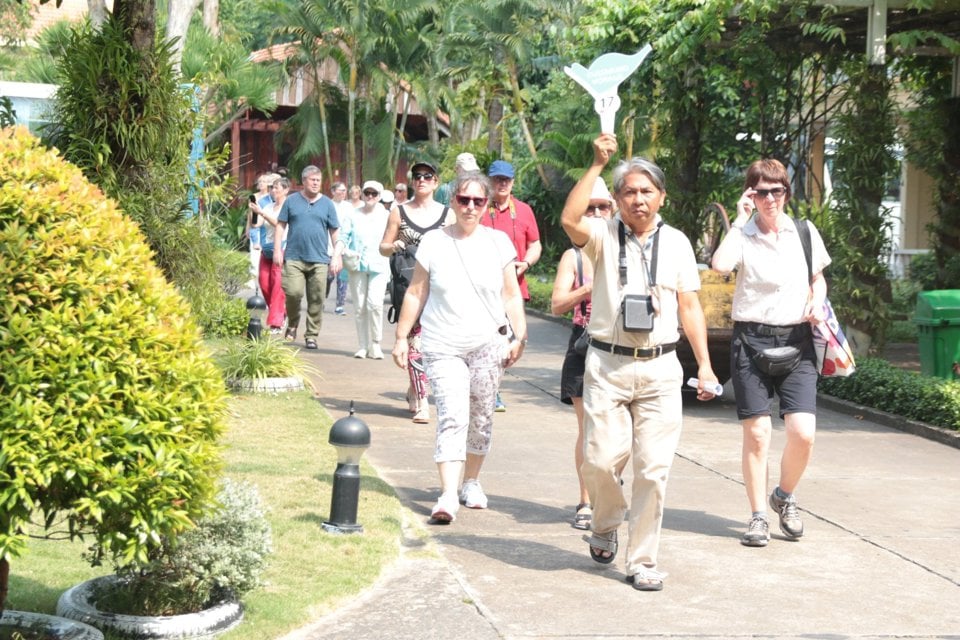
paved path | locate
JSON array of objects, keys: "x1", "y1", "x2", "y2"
[{"x1": 281, "y1": 301, "x2": 960, "y2": 640}]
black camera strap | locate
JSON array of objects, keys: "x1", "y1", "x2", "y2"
[{"x1": 618, "y1": 220, "x2": 662, "y2": 290}]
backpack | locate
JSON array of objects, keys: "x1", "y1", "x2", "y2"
[{"x1": 387, "y1": 205, "x2": 449, "y2": 323}]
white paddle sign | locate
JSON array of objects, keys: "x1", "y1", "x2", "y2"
[{"x1": 563, "y1": 44, "x2": 653, "y2": 134}]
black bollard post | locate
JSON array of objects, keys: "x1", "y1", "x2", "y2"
[{"x1": 322, "y1": 402, "x2": 371, "y2": 534}]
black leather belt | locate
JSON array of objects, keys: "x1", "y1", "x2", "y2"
[
  {"x1": 735, "y1": 321, "x2": 802, "y2": 337},
  {"x1": 588, "y1": 337, "x2": 677, "y2": 359}
]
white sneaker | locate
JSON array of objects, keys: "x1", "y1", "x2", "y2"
[
  {"x1": 430, "y1": 493, "x2": 459, "y2": 523},
  {"x1": 412, "y1": 404, "x2": 430, "y2": 424},
  {"x1": 369, "y1": 344, "x2": 384, "y2": 359},
  {"x1": 459, "y1": 479, "x2": 488, "y2": 509},
  {"x1": 353, "y1": 348, "x2": 367, "y2": 359}
]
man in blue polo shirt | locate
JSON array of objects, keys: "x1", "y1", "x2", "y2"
[{"x1": 275, "y1": 165, "x2": 342, "y2": 349}]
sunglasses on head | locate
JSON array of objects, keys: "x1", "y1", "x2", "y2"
[
  {"x1": 753, "y1": 187, "x2": 786, "y2": 198},
  {"x1": 455, "y1": 195, "x2": 488, "y2": 208},
  {"x1": 363, "y1": 190, "x2": 379, "y2": 197},
  {"x1": 412, "y1": 172, "x2": 435, "y2": 181}
]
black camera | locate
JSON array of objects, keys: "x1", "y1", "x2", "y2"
[{"x1": 622, "y1": 294, "x2": 654, "y2": 332}]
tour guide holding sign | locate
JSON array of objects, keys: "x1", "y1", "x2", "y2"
[{"x1": 561, "y1": 133, "x2": 718, "y2": 592}]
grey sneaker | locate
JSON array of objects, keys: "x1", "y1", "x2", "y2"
[
  {"x1": 741, "y1": 515, "x2": 770, "y2": 547},
  {"x1": 769, "y1": 489, "x2": 804, "y2": 539}
]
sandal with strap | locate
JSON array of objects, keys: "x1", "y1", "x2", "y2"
[
  {"x1": 626, "y1": 567, "x2": 667, "y2": 592},
  {"x1": 305, "y1": 338, "x2": 318, "y2": 350},
  {"x1": 572, "y1": 503, "x2": 592, "y2": 530},
  {"x1": 582, "y1": 530, "x2": 617, "y2": 564}
]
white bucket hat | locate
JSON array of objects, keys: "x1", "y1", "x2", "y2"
[{"x1": 590, "y1": 177, "x2": 614, "y2": 205}]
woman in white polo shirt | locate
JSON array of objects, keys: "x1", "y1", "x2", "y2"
[{"x1": 712, "y1": 158, "x2": 831, "y2": 549}]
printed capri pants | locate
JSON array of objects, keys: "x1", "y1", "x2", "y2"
[{"x1": 424, "y1": 338, "x2": 503, "y2": 463}]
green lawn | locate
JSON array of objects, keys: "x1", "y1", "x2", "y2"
[{"x1": 7, "y1": 391, "x2": 406, "y2": 639}]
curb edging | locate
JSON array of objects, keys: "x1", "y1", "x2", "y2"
[{"x1": 818, "y1": 393, "x2": 960, "y2": 450}]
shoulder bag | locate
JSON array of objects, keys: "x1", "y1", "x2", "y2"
[
  {"x1": 795, "y1": 217, "x2": 856, "y2": 377},
  {"x1": 573, "y1": 248, "x2": 590, "y2": 356}
]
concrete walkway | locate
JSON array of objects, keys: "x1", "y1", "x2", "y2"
[{"x1": 283, "y1": 301, "x2": 960, "y2": 640}]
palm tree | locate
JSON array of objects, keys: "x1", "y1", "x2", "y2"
[
  {"x1": 445, "y1": 0, "x2": 560, "y2": 188},
  {"x1": 272, "y1": 2, "x2": 343, "y2": 182}
]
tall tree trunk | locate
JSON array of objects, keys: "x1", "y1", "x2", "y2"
[
  {"x1": 934, "y1": 96, "x2": 960, "y2": 288},
  {"x1": 672, "y1": 106, "x2": 704, "y2": 243},
  {"x1": 0, "y1": 557, "x2": 8, "y2": 617},
  {"x1": 113, "y1": 0, "x2": 157, "y2": 55},
  {"x1": 317, "y1": 82, "x2": 334, "y2": 185},
  {"x1": 87, "y1": 0, "x2": 109, "y2": 28},
  {"x1": 392, "y1": 88, "x2": 412, "y2": 174},
  {"x1": 487, "y1": 95, "x2": 503, "y2": 153},
  {"x1": 202, "y1": 0, "x2": 219, "y2": 37},
  {"x1": 427, "y1": 112, "x2": 439, "y2": 150},
  {"x1": 507, "y1": 58, "x2": 549, "y2": 189},
  {"x1": 166, "y1": 0, "x2": 202, "y2": 74},
  {"x1": 347, "y1": 58, "x2": 358, "y2": 187}
]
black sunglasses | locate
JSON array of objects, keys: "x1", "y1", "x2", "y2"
[
  {"x1": 455, "y1": 195, "x2": 488, "y2": 208},
  {"x1": 754, "y1": 187, "x2": 786, "y2": 198},
  {"x1": 363, "y1": 190, "x2": 379, "y2": 197},
  {"x1": 412, "y1": 172, "x2": 435, "y2": 181},
  {"x1": 586, "y1": 203, "x2": 612, "y2": 214}
]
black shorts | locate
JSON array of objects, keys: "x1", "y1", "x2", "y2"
[
  {"x1": 560, "y1": 325, "x2": 587, "y2": 405},
  {"x1": 730, "y1": 323, "x2": 818, "y2": 420}
]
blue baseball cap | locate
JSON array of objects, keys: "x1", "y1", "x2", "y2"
[{"x1": 488, "y1": 160, "x2": 515, "y2": 179}]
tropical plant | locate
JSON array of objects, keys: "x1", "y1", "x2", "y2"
[
  {"x1": 823, "y1": 60, "x2": 898, "y2": 346},
  {"x1": 3, "y1": 19, "x2": 73, "y2": 84},
  {"x1": 0, "y1": 0, "x2": 32, "y2": 47},
  {"x1": 214, "y1": 336, "x2": 317, "y2": 387},
  {"x1": 0, "y1": 96, "x2": 14, "y2": 128},
  {"x1": 43, "y1": 16, "x2": 245, "y2": 337},
  {"x1": 0, "y1": 126, "x2": 226, "y2": 615},
  {"x1": 900, "y1": 54, "x2": 960, "y2": 290},
  {"x1": 95, "y1": 479, "x2": 272, "y2": 616},
  {"x1": 181, "y1": 22, "x2": 280, "y2": 145},
  {"x1": 444, "y1": 0, "x2": 563, "y2": 188}
]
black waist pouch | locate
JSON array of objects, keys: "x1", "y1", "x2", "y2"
[{"x1": 749, "y1": 344, "x2": 802, "y2": 377}]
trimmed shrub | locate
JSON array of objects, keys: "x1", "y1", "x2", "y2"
[
  {"x1": 194, "y1": 293, "x2": 250, "y2": 339},
  {"x1": 0, "y1": 126, "x2": 226, "y2": 565},
  {"x1": 97, "y1": 479, "x2": 272, "y2": 615},
  {"x1": 818, "y1": 357, "x2": 960, "y2": 431}
]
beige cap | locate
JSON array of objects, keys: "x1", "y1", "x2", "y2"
[
  {"x1": 590, "y1": 177, "x2": 614, "y2": 205},
  {"x1": 361, "y1": 180, "x2": 383, "y2": 194},
  {"x1": 455, "y1": 152, "x2": 479, "y2": 172}
]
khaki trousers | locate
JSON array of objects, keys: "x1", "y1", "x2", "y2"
[
  {"x1": 282, "y1": 260, "x2": 328, "y2": 338},
  {"x1": 581, "y1": 348, "x2": 683, "y2": 574}
]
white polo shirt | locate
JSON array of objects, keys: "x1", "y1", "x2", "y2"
[
  {"x1": 582, "y1": 214, "x2": 701, "y2": 348},
  {"x1": 714, "y1": 214, "x2": 831, "y2": 326}
]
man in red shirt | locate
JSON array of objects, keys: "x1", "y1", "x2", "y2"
[
  {"x1": 482, "y1": 160, "x2": 542, "y2": 301},
  {"x1": 482, "y1": 160, "x2": 541, "y2": 412}
]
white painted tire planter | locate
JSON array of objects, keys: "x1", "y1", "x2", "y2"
[
  {"x1": 228, "y1": 376, "x2": 305, "y2": 393},
  {"x1": 0, "y1": 610, "x2": 104, "y2": 639},
  {"x1": 56, "y1": 576, "x2": 243, "y2": 640}
]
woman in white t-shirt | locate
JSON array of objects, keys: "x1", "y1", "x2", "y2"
[{"x1": 391, "y1": 171, "x2": 527, "y2": 524}]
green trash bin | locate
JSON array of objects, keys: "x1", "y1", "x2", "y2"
[{"x1": 914, "y1": 289, "x2": 960, "y2": 380}]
